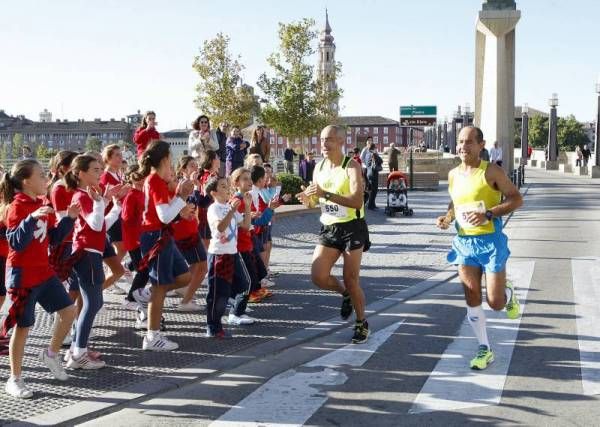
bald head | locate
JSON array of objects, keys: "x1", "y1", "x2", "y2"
[{"x1": 321, "y1": 125, "x2": 346, "y2": 141}]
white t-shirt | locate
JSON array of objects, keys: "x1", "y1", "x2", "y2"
[
  {"x1": 207, "y1": 201, "x2": 243, "y2": 255},
  {"x1": 490, "y1": 147, "x2": 503, "y2": 163}
]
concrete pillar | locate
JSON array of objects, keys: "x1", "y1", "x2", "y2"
[
  {"x1": 546, "y1": 106, "x2": 559, "y2": 170},
  {"x1": 591, "y1": 92, "x2": 600, "y2": 177},
  {"x1": 474, "y1": 2, "x2": 520, "y2": 174}
]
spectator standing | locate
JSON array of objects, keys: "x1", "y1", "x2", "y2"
[
  {"x1": 284, "y1": 146, "x2": 297, "y2": 174},
  {"x1": 582, "y1": 144, "x2": 592, "y2": 166},
  {"x1": 133, "y1": 111, "x2": 160, "y2": 159},
  {"x1": 215, "y1": 122, "x2": 229, "y2": 176},
  {"x1": 249, "y1": 125, "x2": 270, "y2": 163},
  {"x1": 188, "y1": 115, "x2": 219, "y2": 159},
  {"x1": 576, "y1": 146, "x2": 583, "y2": 167},
  {"x1": 225, "y1": 126, "x2": 248, "y2": 176},
  {"x1": 366, "y1": 143, "x2": 383, "y2": 210},
  {"x1": 489, "y1": 141, "x2": 503, "y2": 166},
  {"x1": 388, "y1": 143, "x2": 400, "y2": 172}
]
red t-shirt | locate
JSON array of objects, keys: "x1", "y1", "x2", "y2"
[
  {"x1": 134, "y1": 127, "x2": 160, "y2": 158},
  {"x1": 121, "y1": 188, "x2": 144, "y2": 251},
  {"x1": 50, "y1": 180, "x2": 75, "y2": 242},
  {"x1": 142, "y1": 173, "x2": 171, "y2": 232},
  {"x1": 0, "y1": 221, "x2": 9, "y2": 258},
  {"x1": 99, "y1": 170, "x2": 123, "y2": 212},
  {"x1": 72, "y1": 189, "x2": 107, "y2": 253},
  {"x1": 6, "y1": 193, "x2": 58, "y2": 287},
  {"x1": 231, "y1": 194, "x2": 252, "y2": 252}
]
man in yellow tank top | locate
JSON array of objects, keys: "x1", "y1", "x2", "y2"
[
  {"x1": 297, "y1": 125, "x2": 371, "y2": 344},
  {"x1": 436, "y1": 126, "x2": 523, "y2": 370}
]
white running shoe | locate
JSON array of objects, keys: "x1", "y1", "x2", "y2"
[
  {"x1": 166, "y1": 290, "x2": 178, "y2": 297},
  {"x1": 39, "y1": 349, "x2": 68, "y2": 381},
  {"x1": 5, "y1": 377, "x2": 33, "y2": 399},
  {"x1": 228, "y1": 313, "x2": 255, "y2": 325},
  {"x1": 122, "y1": 299, "x2": 140, "y2": 311},
  {"x1": 178, "y1": 301, "x2": 202, "y2": 312},
  {"x1": 133, "y1": 288, "x2": 152, "y2": 304},
  {"x1": 143, "y1": 332, "x2": 178, "y2": 351},
  {"x1": 66, "y1": 352, "x2": 106, "y2": 370},
  {"x1": 110, "y1": 285, "x2": 126, "y2": 295},
  {"x1": 261, "y1": 278, "x2": 275, "y2": 288},
  {"x1": 174, "y1": 286, "x2": 188, "y2": 297}
]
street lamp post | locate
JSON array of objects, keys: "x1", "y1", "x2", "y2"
[
  {"x1": 443, "y1": 117, "x2": 448, "y2": 152},
  {"x1": 546, "y1": 93, "x2": 559, "y2": 170},
  {"x1": 520, "y1": 103, "x2": 529, "y2": 185},
  {"x1": 451, "y1": 107, "x2": 461, "y2": 154},
  {"x1": 592, "y1": 76, "x2": 600, "y2": 177}
]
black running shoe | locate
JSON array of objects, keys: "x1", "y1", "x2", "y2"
[
  {"x1": 340, "y1": 292, "x2": 353, "y2": 320},
  {"x1": 351, "y1": 320, "x2": 369, "y2": 344}
]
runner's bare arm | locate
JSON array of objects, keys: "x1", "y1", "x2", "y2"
[
  {"x1": 436, "y1": 201, "x2": 454, "y2": 229},
  {"x1": 486, "y1": 164, "x2": 523, "y2": 217}
]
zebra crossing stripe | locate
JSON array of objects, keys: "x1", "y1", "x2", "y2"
[
  {"x1": 210, "y1": 321, "x2": 405, "y2": 427},
  {"x1": 571, "y1": 257, "x2": 600, "y2": 395},
  {"x1": 410, "y1": 261, "x2": 535, "y2": 414}
]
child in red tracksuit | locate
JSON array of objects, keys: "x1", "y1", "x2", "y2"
[
  {"x1": 229, "y1": 167, "x2": 273, "y2": 318},
  {"x1": 121, "y1": 164, "x2": 151, "y2": 314},
  {"x1": 1, "y1": 160, "x2": 79, "y2": 399},
  {"x1": 172, "y1": 156, "x2": 208, "y2": 312},
  {"x1": 248, "y1": 166, "x2": 283, "y2": 302}
]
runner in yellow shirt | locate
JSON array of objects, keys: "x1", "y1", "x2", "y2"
[
  {"x1": 437, "y1": 126, "x2": 523, "y2": 370},
  {"x1": 297, "y1": 125, "x2": 370, "y2": 344}
]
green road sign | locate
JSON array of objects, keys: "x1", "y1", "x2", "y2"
[{"x1": 400, "y1": 105, "x2": 437, "y2": 117}]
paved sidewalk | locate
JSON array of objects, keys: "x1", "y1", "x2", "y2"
[{"x1": 0, "y1": 188, "x2": 453, "y2": 425}]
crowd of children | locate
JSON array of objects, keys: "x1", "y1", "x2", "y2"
[{"x1": 0, "y1": 126, "x2": 291, "y2": 398}]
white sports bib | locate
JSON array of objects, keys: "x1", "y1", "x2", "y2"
[{"x1": 454, "y1": 200, "x2": 488, "y2": 230}]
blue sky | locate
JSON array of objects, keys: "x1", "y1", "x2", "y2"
[{"x1": 1, "y1": 0, "x2": 599, "y2": 131}]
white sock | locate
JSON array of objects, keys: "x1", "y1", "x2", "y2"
[
  {"x1": 467, "y1": 305, "x2": 490, "y2": 349},
  {"x1": 147, "y1": 329, "x2": 159, "y2": 341},
  {"x1": 9, "y1": 375, "x2": 20, "y2": 382},
  {"x1": 505, "y1": 285, "x2": 513, "y2": 305},
  {"x1": 73, "y1": 346, "x2": 86, "y2": 359}
]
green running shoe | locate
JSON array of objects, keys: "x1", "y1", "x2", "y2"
[
  {"x1": 505, "y1": 280, "x2": 521, "y2": 320},
  {"x1": 470, "y1": 345, "x2": 494, "y2": 370},
  {"x1": 351, "y1": 320, "x2": 370, "y2": 344}
]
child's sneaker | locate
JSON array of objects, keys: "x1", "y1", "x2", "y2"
[{"x1": 5, "y1": 377, "x2": 33, "y2": 399}]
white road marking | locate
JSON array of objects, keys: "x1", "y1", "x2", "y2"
[
  {"x1": 210, "y1": 321, "x2": 404, "y2": 427},
  {"x1": 571, "y1": 257, "x2": 600, "y2": 395},
  {"x1": 410, "y1": 261, "x2": 535, "y2": 414}
]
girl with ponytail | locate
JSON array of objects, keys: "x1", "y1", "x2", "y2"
[
  {"x1": 63, "y1": 155, "x2": 125, "y2": 370},
  {"x1": 1, "y1": 160, "x2": 80, "y2": 398},
  {"x1": 137, "y1": 140, "x2": 194, "y2": 351}
]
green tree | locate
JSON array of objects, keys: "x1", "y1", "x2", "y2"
[
  {"x1": 192, "y1": 33, "x2": 260, "y2": 127},
  {"x1": 0, "y1": 143, "x2": 7, "y2": 164},
  {"x1": 12, "y1": 133, "x2": 24, "y2": 158},
  {"x1": 527, "y1": 115, "x2": 548, "y2": 149},
  {"x1": 86, "y1": 137, "x2": 103, "y2": 153},
  {"x1": 36, "y1": 143, "x2": 50, "y2": 159},
  {"x1": 557, "y1": 115, "x2": 590, "y2": 150},
  {"x1": 258, "y1": 18, "x2": 342, "y2": 153}
]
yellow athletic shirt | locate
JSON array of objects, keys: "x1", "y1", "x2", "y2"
[{"x1": 448, "y1": 160, "x2": 501, "y2": 236}]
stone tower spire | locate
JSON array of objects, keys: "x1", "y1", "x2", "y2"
[{"x1": 318, "y1": 9, "x2": 338, "y2": 112}]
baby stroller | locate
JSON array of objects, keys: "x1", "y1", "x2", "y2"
[{"x1": 385, "y1": 171, "x2": 413, "y2": 217}]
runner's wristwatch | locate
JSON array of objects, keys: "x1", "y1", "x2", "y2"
[
  {"x1": 485, "y1": 210, "x2": 493, "y2": 220},
  {"x1": 324, "y1": 192, "x2": 333, "y2": 201}
]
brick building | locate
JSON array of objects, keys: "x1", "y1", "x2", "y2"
[{"x1": 0, "y1": 109, "x2": 143, "y2": 153}]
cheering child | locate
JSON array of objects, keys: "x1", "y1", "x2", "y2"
[
  {"x1": 1, "y1": 160, "x2": 79, "y2": 398},
  {"x1": 138, "y1": 140, "x2": 194, "y2": 351},
  {"x1": 205, "y1": 176, "x2": 252, "y2": 338}
]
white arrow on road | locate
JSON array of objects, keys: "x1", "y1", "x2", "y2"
[
  {"x1": 410, "y1": 261, "x2": 535, "y2": 414},
  {"x1": 572, "y1": 257, "x2": 600, "y2": 395},
  {"x1": 210, "y1": 321, "x2": 405, "y2": 427}
]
